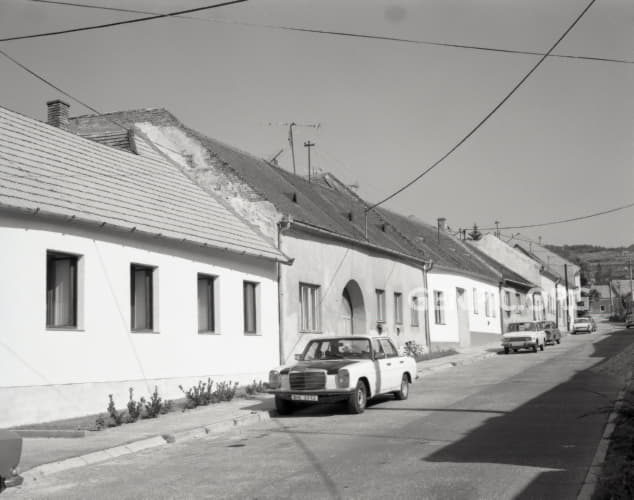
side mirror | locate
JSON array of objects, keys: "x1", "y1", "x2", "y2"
[{"x1": 294, "y1": 354, "x2": 304, "y2": 361}]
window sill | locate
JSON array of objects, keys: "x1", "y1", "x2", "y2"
[
  {"x1": 131, "y1": 330, "x2": 160, "y2": 334},
  {"x1": 244, "y1": 332, "x2": 262, "y2": 336},
  {"x1": 198, "y1": 331, "x2": 220, "y2": 335},
  {"x1": 46, "y1": 327, "x2": 84, "y2": 332},
  {"x1": 299, "y1": 330, "x2": 323, "y2": 334}
]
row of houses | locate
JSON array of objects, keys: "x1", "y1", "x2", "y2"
[
  {"x1": 0, "y1": 101, "x2": 580, "y2": 427},
  {"x1": 579, "y1": 280, "x2": 633, "y2": 318}
]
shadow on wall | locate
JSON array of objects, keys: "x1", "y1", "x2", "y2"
[{"x1": 424, "y1": 331, "x2": 634, "y2": 499}]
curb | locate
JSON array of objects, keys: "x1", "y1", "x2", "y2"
[
  {"x1": 13, "y1": 429, "x2": 87, "y2": 439},
  {"x1": 417, "y1": 351, "x2": 498, "y2": 378},
  {"x1": 20, "y1": 410, "x2": 270, "y2": 484},
  {"x1": 577, "y1": 370, "x2": 633, "y2": 500}
]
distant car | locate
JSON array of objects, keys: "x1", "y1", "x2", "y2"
[
  {"x1": 573, "y1": 317, "x2": 595, "y2": 334},
  {"x1": 541, "y1": 321, "x2": 562, "y2": 345},
  {"x1": 502, "y1": 322, "x2": 546, "y2": 354},
  {"x1": 0, "y1": 429, "x2": 23, "y2": 492},
  {"x1": 625, "y1": 313, "x2": 634, "y2": 329},
  {"x1": 267, "y1": 336, "x2": 417, "y2": 414}
]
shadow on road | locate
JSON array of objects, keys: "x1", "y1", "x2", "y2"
[{"x1": 424, "y1": 330, "x2": 634, "y2": 500}]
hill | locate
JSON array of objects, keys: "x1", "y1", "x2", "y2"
[{"x1": 546, "y1": 244, "x2": 634, "y2": 285}]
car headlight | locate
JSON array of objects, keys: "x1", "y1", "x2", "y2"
[
  {"x1": 337, "y1": 369, "x2": 350, "y2": 388},
  {"x1": 269, "y1": 370, "x2": 281, "y2": 389}
]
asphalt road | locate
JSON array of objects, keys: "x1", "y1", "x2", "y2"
[{"x1": 7, "y1": 325, "x2": 633, "y2": 500}]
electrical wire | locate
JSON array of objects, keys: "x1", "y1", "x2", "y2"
[
  {"x1": 19, "y1": 0, "x2": 634, "y2": 66},
  {"x1": 19, "y1": 0, "x2": 634, "y2": 65},
  {"x1": 365, "y1": 0, "x2": 598, "y2": 212},
  {"x1": 0, "y1": 0, "x2": 247, "y2": 42},
  {"x1": 479, "y1": 202, "x2": 634, "y2": 231}
]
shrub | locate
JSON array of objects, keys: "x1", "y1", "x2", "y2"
[
  {"x1": 245, "y1": 379, "x2": 266, "y2": 395},
  {"x1": 143, "y1": 386, "x2": 164, "y2": 419},
  {"x1": 107, "y1": 394, "x2": 125, "y2": 427},
  {"x1": 213, "y1": 381, "x2": 238, "y2": 402},
  {"x1": 180, "y1": 378, "x2": 214, "y2": 409},
  {"x1": 403, "y1": 341, "x2": 427, "y2": 360},
  {"x1": 127, "y1": 388, "x2": 143, "y2": 422}
]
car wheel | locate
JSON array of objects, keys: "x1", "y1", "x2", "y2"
[
  {"x1": 394, "y1": 374, "x2": 410, "y2": 400},
  {"x1": 532, "y1": 344, "x2": 538, "y2": 353},
  {"x1": 348, "y1": 380, "x2": 367, "y2": 414},
  {"x1": 274, "y1": 396, "x2": 295, "y2": 415},
  {"x1": 513, "y1": 349, "x2": 518, "y2": 353},
  {"x1": 504, "y1": 347, "x2": 510, "y2": 354}
]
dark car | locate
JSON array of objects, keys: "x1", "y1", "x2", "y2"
[
  {"x1": 0, "y1": 429, "x2": 23, "y2": 491},
  {"x1": 541, "y1": 321, "x2": 561, "y2": 345}
]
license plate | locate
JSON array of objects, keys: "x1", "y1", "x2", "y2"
[{"x1": 291, "y1": 394, "x2": 318, "y2": 402}]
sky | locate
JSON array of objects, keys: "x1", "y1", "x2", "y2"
[{"x1": 1, "y1": 0, "x2": 632, "y2": 247}]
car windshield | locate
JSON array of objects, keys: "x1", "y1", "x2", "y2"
[
  {"x1": 576, "y1": 318, "x2": 590, "y2": 323},
  {"x1": 302, "y1": 338, "x2": 372, "y2": 360},
  {"x1": 508, "y1": 322, "x2": 537, "y2": 332}
]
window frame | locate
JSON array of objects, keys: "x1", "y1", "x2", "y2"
[
  {"x1": 197, "y1": 273, "x2": 217, "y2": 334},
  {"x1": 46, "y1": 250, "x2": 79, "y2": 329},
  {"x1": 130, "y1": 263, "x2": 156, "y2": 332},
  {"x1": 434, "y1": 290, "x2": 445, "y2": 325},
  {"x1": 394, "y1": 292, "x2": 403, "y2": 325},
  {"x1": 299, "y1": 282, "x2": 321, "y2": 333},
  {"x1": 472, "y1": 288, "x2": 479, "y2": 314},
  {"x1": 411, "y1": 295, "x2": 420, "y2": 327},
  {"x1": 243, "y1": 280, "x2": 259, "y2": 335},
  {"x1": 376, "y1": 289, "x2": 386, "y2": 323}
]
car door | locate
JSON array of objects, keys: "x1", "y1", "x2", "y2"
[{"x1": 378, "y1": 338, "x2": 401, "y2": 391}]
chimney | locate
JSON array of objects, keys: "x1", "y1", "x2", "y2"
[
  {"x1": 46, "y1": 99, "x2": 70, "y2": 129},
  {"x1": 437, "y1": 217, "x2": 447, "y2": 232}
]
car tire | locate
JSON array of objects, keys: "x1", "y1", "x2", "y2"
[
  {"x1": 394, "y1": 375, "x2": 410, "y2": 400},
  {"x1": 348, "y1": 380, "x2": 367, "y2": 414},
  {"x1": 504, "y1": 347, "x2": 510, "y2": 354},
  {"x1": 274, "y1": 396, "x2": 295, "y2": 415}
]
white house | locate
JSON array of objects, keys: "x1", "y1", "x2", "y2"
[
  {"x1": 69, "y1": 107, "x2": 432, "y2": 364},
  {"x1": 0, "y1": 103, "x2": 289, "y2": 427}
]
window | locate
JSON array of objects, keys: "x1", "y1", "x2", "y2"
[
  {"x1": 299, "y1": 283, "x2": 321, "y2": 332},
  {"x1": 472, "y1": 288, "x2": 479, "y2": 314},
  {"x1": 394, "y1": 292, "x2": 403, "y2": 324},
  {"x1": 434, "y1": 290, "x2": 445, "y2": 324},
  {"x1": 243, "y1": 281, "x2": 258, "y2": 334},
  {"x1": 131, "y1": 264, "x2": 154, "y2": 331},
  {"x1": 411, "y1": 295, "x2": 420, "y2": 327},
  {"x1": 376, "y1": 289, "x2": 386, "y2": 323},
  {"x1": 379, "y1": 338, "x2": 398, "y2": 358},
  {"x1": 515, "y1": 293, "x2": 522, "y2": 314},
  {"x1": 197, "y1": 274, "x2": 216, "y2": 333},
  {"x1": 46, "y1": 251, "x2": 78, "y2": 328},
  {"x1": 491, "y1": 294, "x2": 496, "y2": 317},
  {"x1": 485, "y1": 292, "x2": 491, "y2": 317},
  {"x1": 504, "y1": 291, "x2": 511, "y2": 318},
  {"x1": 600, "y1": 305, "x2": 605, "y2": 312}
]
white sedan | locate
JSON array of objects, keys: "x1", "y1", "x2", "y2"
[{"x1": 268, "y1": 336, "x2": 418, "y2": 414}]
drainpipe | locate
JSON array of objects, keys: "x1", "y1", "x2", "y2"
[
  {"x1": 277, "y1": 217, "x2": 292, "y2": 364},
  {"x1": 422, "y1": 260, "x2": 433, "y2": 350},
  {"x1": 498, "y1": 282, "x2": 505, "y2": 334}
]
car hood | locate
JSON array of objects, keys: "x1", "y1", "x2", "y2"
[
  {"x1": 280, "y1": 359, "x2": 362, "y2": 375},
  {"x1": 502, "y1": 332, "x2": 539, "y2": 339}
]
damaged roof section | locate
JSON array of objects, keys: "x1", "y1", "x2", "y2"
[{"x1": 0, "y1": 105, "x2": 288, "y2": 263}]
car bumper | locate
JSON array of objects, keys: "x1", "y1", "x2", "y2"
[
  {"x1": 268, "y1": 389, "x2": 355, "y2": 404},
  {"x1": 502, "y1": 341, "x2": 537, "y2": 349},
  {"x1": 573, "y1": 327, "x2": 591, "y2": 333}
]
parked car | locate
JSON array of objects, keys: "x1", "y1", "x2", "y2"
[
  {"x1": 541, "y1": 321, "x2": 562, "y2": 345},
  {"x1": 573, "y1": 317, "x2": 596, "y2": 334},
  {"x1": 0, "y1": 429, "x2": 23, "y2": 492},
  {"x1": 268, "y1": 336, "x2": 417, "y2": 414},
  {"x1": 502, "y1": 322, "x2": 546, "y2": 354},
  {"x1": 625, "y1": 313, "x2": 634, "y2": 329}
]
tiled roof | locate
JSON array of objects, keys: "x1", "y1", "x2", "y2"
[
  {"x1": 0, "y1": 106, "x2": 287, "y2": 262},
  {"x1": 511, "y1": 237, "x2": 579, "y2": 284},
  {"x1": 376, "y1": 209, "x2": 501, "y2": 283},
  {"x1": 467, "y1": 245, "x2": 536, "y2": 288},
  {"x1": 70, "y1": 108, "x2": 429, "y2": 265}
]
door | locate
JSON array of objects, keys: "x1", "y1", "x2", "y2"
[
  {"x1": 378, "y1": 338, "x2": 401, "y2": 391},
  {"x1": 456, "y1": 288, "x2": 471, "y2": 347},
  {"x1": 339, "y1": 288, "x2": 353, "y2": 335}
]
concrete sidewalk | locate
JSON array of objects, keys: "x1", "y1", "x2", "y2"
[{"x1": 16, "y1": 341, "x2": 502, "y2": 483}]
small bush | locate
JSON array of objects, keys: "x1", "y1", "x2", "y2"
[
  {"x1": 403, "y1": 341, "x2": 427, "y2": 360},
  {"x1": 180, "y1": 378, "x2": 215, "y2": 409},
  {"x1": 95, "y1": 415, "x2": 107, "y2": 430},
  {"x1": 107, "y1": 394, "x2": 125, "y2": 427},
  {"x1": 245, "y1": 379, "x2": 266, "y2": 395},
  {"x1": 127, "y1": 388, "x2": 143, "y2": 423},
  {"x1": 143, "y1": 386, "x2": 164, "y2": 419},
  {"x1": 213, "y1": 381, "x2": 238, "y2": 402}
]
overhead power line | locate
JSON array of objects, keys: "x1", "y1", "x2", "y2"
[
  {"x1": 480, "y1": 201, "x2": 634, "y2": 231},
  {"x1": 0, "y1": 0, "x2": 247, "y2": 42},
  {"x1": 19, "y1": 0, "x2": 634, "y2": 65},
  {"x1": 366, "y1": 0, "x2": 598, "y2": 211}
]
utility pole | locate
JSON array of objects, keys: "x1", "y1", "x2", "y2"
[
  {"x1": 564, "y1": 263, "x2": 571, "y2": 331},
  {"x1": 304, "y1": 140, "x2": 315, "y2": 182},
  {"x1": 629, "y1": 257, "x2": 633, "y2": 311},
  {"x1": 267, "y1": 122, "x2": 320, "y2": 174},
  {"x1": 495, "y1": 220, "x2": 500, "y2": 238}
]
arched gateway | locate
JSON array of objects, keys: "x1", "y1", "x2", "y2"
[{"x1": 339, "y1": 280, "x2": 366, "y2": 335}]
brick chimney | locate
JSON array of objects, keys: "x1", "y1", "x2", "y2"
[
  {"x1": 47, "y1": 99, "x2": 70, "y2": 129},
  {"x1": 437, "y1": 217, "x2": 447, "y2": 232}
]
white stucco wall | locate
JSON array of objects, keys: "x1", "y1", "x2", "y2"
[
  {"x1": 426, "y1": 271, "x2": 501, "y2": 345},
  {"x1": 279, "y1": 232, "x2": 427, "y2": 363},
  {"x1": 0, "y1": 213, "x2": 279, "y2": 427}
]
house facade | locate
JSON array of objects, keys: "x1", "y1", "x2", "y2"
[
  {"x1": 0, "y1": 104, "x2": 287, "y2": 427},
  {"x1": 70, "y1": 107, "x2": 431, "y2": 364}
]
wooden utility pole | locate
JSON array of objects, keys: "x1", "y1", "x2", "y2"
[
  {"x1": 304, "y1": 140, "x2": 315, "y2": 182},
  {"x1": 564, "y1": 263, "x2": 571, "y2": 331}
]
